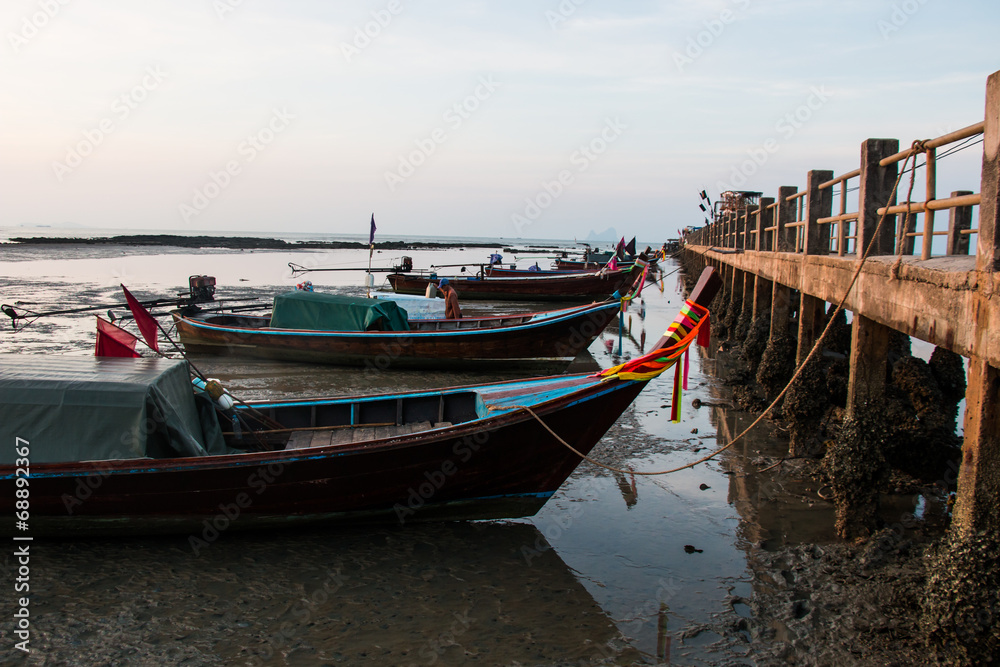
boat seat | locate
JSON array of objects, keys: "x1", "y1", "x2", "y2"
[
  {"x1": 285, "y1": 431, "x2": 315, "y2": 450},
  {"x1": 285, "y1": 421, "x2": 440, "y2": 450}
]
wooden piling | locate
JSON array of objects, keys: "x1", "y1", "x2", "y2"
[
  {"x1": 753, "y1": 276, "x2": 772, "y2": 321},
  {"x1": 953, "y1": 68, "x2": 1000, "y2": 536},
  {"x1": 796, "y1": 294, "x2": 825, "y2": 366},
  {"x1": 845, "y1": 314, "x2": 890, "y2": 419},
  {"x1": 770, "y1": 282, "x2": 792, "y2": 342}
]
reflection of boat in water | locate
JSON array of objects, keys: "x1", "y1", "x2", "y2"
[{"x1": 22, "y1": 521, "x2": 645, "y2": 665}]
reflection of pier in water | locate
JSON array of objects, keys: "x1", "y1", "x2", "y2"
[{"x1": 701, "y1": 370, "x2": 839, "y2": 548}]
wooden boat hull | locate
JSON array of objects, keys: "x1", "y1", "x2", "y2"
[
  {"x1": 387, "y1": 268, "x2": 640, "y2": 302},
  {"x1": 0, "y1": 374, "x2": 645, "y2": 536},
  {"x1": 172, "y1": 301, "x2": 621, "y2": 369}
]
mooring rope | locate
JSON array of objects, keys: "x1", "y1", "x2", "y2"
[{"x1": 489, "y1": 147, "x2": 919, "y2": 478}]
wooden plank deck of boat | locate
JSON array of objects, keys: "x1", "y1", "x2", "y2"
[{"x1": 285, "y1": 421, "x2": 454, "y2": 450}]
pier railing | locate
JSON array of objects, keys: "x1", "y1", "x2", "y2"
[
  {"x1": 681, "y1": 68, "x2": 1000, "y2": 544},
  {"x1": 689, "y1": 123, "x2": 985, "y2": 261}
]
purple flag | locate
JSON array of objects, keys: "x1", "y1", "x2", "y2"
[{"x1": 369, "y1": 214, "x2": 376, "y2": 246}]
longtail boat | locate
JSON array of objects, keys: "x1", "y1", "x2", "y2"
[
  {"x1": 387, "y1": 266, "x2": 642, "y2": 302},
  {"x1": 171, "y1": 298, "x2": 622, "y2": 370},
  {"x1": 0, "y1": 268, "x2": 719, "y2": 536}
]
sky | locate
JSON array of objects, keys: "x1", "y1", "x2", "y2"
[{"x1": 1, "y1": 0, "x2": 998, "y2": 242}]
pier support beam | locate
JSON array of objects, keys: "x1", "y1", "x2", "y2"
[
  {"x1": 953, "y1": 358, "x2": 1000, "y2": 536},
  {"x1": 769, "y1": 283, "x2": 792, "y2": 342},
  {"x1": 845, "y1": 314, "x2": 890, "y2": 419},
  {"x1": 796, "y1": 294, "x2": 826, "y2": 366},
  {"x1": 752, "y1": 276, "x2": 772, "y2": 321}
]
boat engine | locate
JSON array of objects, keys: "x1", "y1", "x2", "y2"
[
  {"x1": 188, "y1": 275, "x2": 216, "y2": 303},
  {"x1": 394, "y1": 256, "x2": 413, "y2": 272}
]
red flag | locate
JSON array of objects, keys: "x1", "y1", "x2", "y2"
[
  {"x1": 633, "y1": 263, "x2": 650, "y2": 298},
  {"x1": 121, "y1": 284, "x2": 159, "y2": 352},
  {"x1": 95, "y1": 316, "x2": 140, "y2": 358}
]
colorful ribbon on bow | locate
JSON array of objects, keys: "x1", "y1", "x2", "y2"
[{"x1": 597, "y1": 299, "x2": 711, "y2": 422}]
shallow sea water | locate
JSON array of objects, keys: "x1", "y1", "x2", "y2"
[{"x1": 0, "y1": 243, "x2": 920, "y2": 665}]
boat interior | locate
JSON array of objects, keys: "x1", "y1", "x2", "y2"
[
  {"x1": 226, "y1": 389, "x2": 483, "y2": 451},
  {"x1": 221, "y1": 373, "x2": 592, "y2": 454}
]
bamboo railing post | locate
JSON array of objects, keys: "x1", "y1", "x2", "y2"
[
  {"x1": 837, "y1": 184, "x2": 849, "y2": 255},
  {"x1": 922, "y1": 147, "x2": 937, "y2": 260}
]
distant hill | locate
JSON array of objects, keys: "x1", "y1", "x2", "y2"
[{"x1": 584, "y1": 227, "x2": 618, "y2": 243}]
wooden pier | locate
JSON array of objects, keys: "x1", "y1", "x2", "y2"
[{"x1": 681, "y1": 69, "x2": 1000, "y2": 660}]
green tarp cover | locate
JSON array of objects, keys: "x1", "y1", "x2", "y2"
[
  {"x1": 0, "y1": 355, "x2": 228, "y2": 464},
  {"x1": 269, "y1": 291, "x2": 410, "y2": 332}
]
